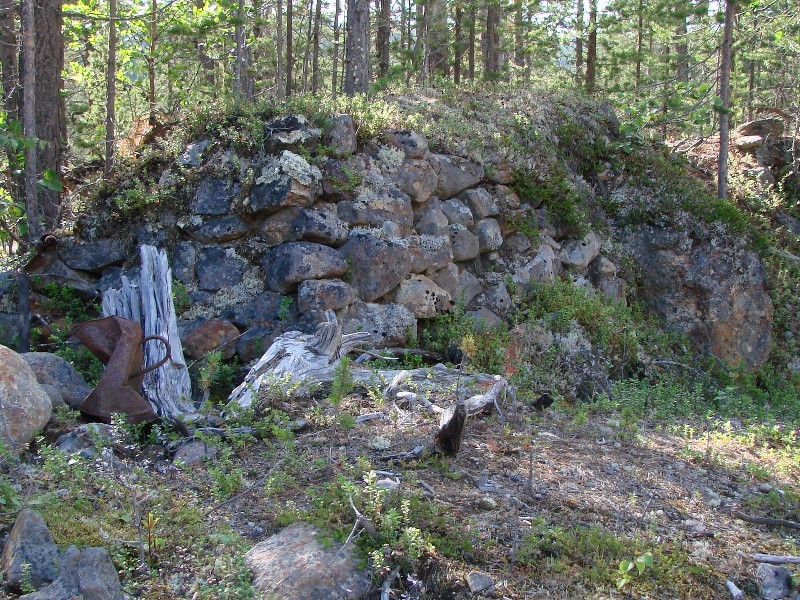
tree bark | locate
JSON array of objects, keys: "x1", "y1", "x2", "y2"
[
  {"x1": 513, "y1": 0, "x2": 523, "y2": 69},
  {"x1": 344, "y1": 0, "x2": 369, "y2": 94},
  {"x1": 576, "y1": 0, "x2": 584, "y2": 83},
  {"x1": 311, "y1": 0, "x2": 322, "y2": 92},
  {"x1": 454, "y1": 1, "x2": 462, "y2": 84},
  {"x1": 105, "y1": 0, "x2": 117, "y2": 176},
  {"x1": 674, "y1": 6, "x2": 688, "y2": 84},
  {"x1": 376, "y1": 0, "x2": 391, "y2": 78},
  {"x1": 585, "y1": 0, "x2": 597, "y2": 93},
  {"x1": 21, "y1": 0, "x2": 39, "y2": 243},
  {"x1": 0, "y1": 0, "x2": 17, "y2": 119},
  {"x1": 468, "y1": 3, "x2": 475, "y2": 79},
  {"x1": 234, "y1": 0, "x2": 255, "y2": 101},
  {"x1": 148, "y1": 0, "x2": 157, "y2": 122},
  {"x1": 331, "y1": 0, "x2": 340, "y2": 95},
  {"x1": 483, "y1": 2, "x2": 499, "y2": 80},
  {"x1": 717, "y1": 0, "x2": 736, "y2": 199},
  {"x1": 34, "y1": 0, "x2": 64, "y2": 231},
  {"x1": 428, "y1": 0, "x2": 447, "y2": 78},
  {"x1": 277, "y1": 0, "x2": 285, "y2": 99},
  {"x1": 286, "y1": 0, "x2": 293, "y2": 96},
  {"x1": 635, "y1": 0, "x2": 642, "y2": 89}
]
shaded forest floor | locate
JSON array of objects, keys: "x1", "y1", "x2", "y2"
[{"x1": 3, "y1": 380, "x2": 799, "y2": 599}]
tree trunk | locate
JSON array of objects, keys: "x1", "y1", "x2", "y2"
[
  {"x1": 576, "y1": 0, "x2": 584, "y2": 83},
  {"x1": 428, "y1": 0, "x2": 447, "y2": 78},
  {"x1": 468, "y1": 3, "x2": 475, "y2": 79},
  {"x1": 148, "y1": 0, "x2": 157, "y2": 122},
  {"x1": 286, "y1": 0, "x2": 293, "y2": 96},
  {"x1": 344, "y1": 0, "x2": 369, "y2": 94},
  {"x1": 513, "y1": 0, "x2": 523, "y2": 69},
  {"x1": 302, "y1": 0, "x2": 313, "y2": 92},
  {"x1": 483, "y1": 2, "x2": 499, "y2": 80},
  {"x1": 34, "y1": 0, "x2": 64, "y2": 231},
  {"x1": 331, "y1": 0, "x2": 340, "y2": 95},
  {"x1": 585, "y1": 0, "x2": 597, "y2": 94},
  {"x1": 376, "y1": 0, "x2": 390, "y2": 78},
  {"x1": 674, "y1": 7, "x2": 688, "y2": 84},
  {"x1": 717, "y1": 0, "x2": 736, "y2": 200},
  {"x1": 105, "y1": 0, "x2": 117, "y2": 176},
  {"x1": 0, "y1": 0, "x2": 17, "y2": 119},
  {"x1": 21, "y1": 0, "x2": 39, "y2": 243},
  {"x1": 311, "y1": 0, "x2": 322, "y2": 92},
  {"x1": 277, "y1": 0, "x2": 285, "y2": 99},
  {"x1": 635, "y1": 0, "x2": 642, "y2": 89},
  {"x1": 234, "y1": 0, "x2": 255, "y2": 101},
  {"x1": 453, "y1": 1, "x2": 462, "y2": 84}
]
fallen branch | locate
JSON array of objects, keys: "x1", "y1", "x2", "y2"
[
  {"x1": 381, "y1": 566, "x2": 401, "y2": 600},
  {"x1": 749, "y1": 554, "x2": 800, "y2": 565},
  {"x1": 733, "y1": 510, "x2": 800, "y2": 531},
  {"x1": 725, "y1": 580, "x2": 744, "y2": 600}
]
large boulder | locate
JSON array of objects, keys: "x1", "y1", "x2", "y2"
[
  {"x1": 327, "y1": 114, "x2": 357, "y2": 158},
  {"x1": 384, "y1": 130, "x2": 429, "y2": 159},
  {"x1": 340, "y1": 234, "x2": 412, "y2": 302},
  {"x1": 246, "y1": 151, "x2": 322, "y2": 215},
  {"x1": 246, "y1": 522, "x2": 371, "y2": 600},
  {"x1": 627, "y1": 225, "x2": 773, "y2": 371},
  {"x1": 559, "y1": 230, "x2": 602, "y2": 270},
  {"x1": 337, "y1": 187, "x2": 414, "y2": 232},
  {"x1": 21, "y1": 353, "x2": 91, "y2": 409},
  {"x1": 264, "y1": 242, "x2": 349, "y2": 294},
  {"x1": 1, "y1": 509, "x2": 61, "y2": 593},
  {"x1": 190, "y1": 177, "x2": 240, "y2": 215},
  {"x1": 18, "y1": 545, "x2": 123, "y2": 600},
  {"x1": 0, "y1": 345, "x2": 51, "y2": 452},
  {"x1": 181, "y1": 319, "x2": 240, "y2": 360},
  {"x1": 734, "y1": 118, "x2": 784, "y2": 139},
  {"x1": 297, "y1": 279, "x2": 357, "y2": 313},
  {"x1": 429, "y1": 154, "x2": 484, "y2": 199},
  {"x1": 181, "y1": 215, "x2": 249, "y2": 243},
  {"x1": 263, "y1": 115, "x2": 321, "y2": 153},
  {"x1": 392, "y1": 159, "x2": 438, "y2": 204}
]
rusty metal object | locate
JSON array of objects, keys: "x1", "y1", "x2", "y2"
[{"x1": 72, "y1": 316, "x2": 171, "y2": 424}]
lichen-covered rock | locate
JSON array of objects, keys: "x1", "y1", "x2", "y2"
[
  {"x1": 1, "y1": 509, "x2": 61, "y2": 593},
  {"x1": 559, "y1": 230, "x2": 602, "y2": 270},
  {"x1": 18, "y1": 545, "x2": 123, "y2": 600},
  {"x1": 0, "y1": 345, "x2": 52, "y2": 452},
  {"x1": 259, "y1": 206, "x2": 349, "y2": 247},
  {"x1": 264, "y1": 115, "x2": 321, "y2": 153},
  {"x1": 58, "y1": 238, "x2": 127, "y2": 273},
  {"x1": 264, "y1": 242, "x2": 348, "y2": 294},
  {"x1": 341, "y1": 234, "x2": 412, "y2": 302},
  {"x1": 384, "y1": 130, "x2": 429, "y2": 159},
  {"x1": 408, "y1": 235, "x2": 453, "y2": 274},
  {"x1": 246, "y1": 151, "x2": 322, "y2": 215},
  {"x1": 182, "y1": 215, "x2": 249, "y2": 243},
  {"x1": 756, "y1": 563, "x2": 793, "y2": 600},
  {"x1": 734, "y1": 135, "x2": 764, "y2": 151},
  {"x1": 449, "y1": 225, "x2": 480, "y2": 261},
  {"x1": 429, "y1": 153, "x2": 484, "y2": 198},
  {"x1": 515, "y1": 244, "x2": 560, "y2": 286},
  {"x1": 502, "y1": 231, "x2": 532, "y2": 256},
  {"x1": 459, "y1": 188, "x2": 499, "y2": 220},
  {"x1": 190, "y1": 178, "x2": 240, "y2": 215},
  {"x1": 327, "y1": 114, "x2": 357, "y2": 158},
  {"x1": 177, "y1": 138, "x2": 210, "y2": 166},
  {"x1": 392, "y1": 274, "x2": 452, "y2": 318},
  {"x1": 245, "y1": 522, "x2": 371, "y2": 600},
  {"x1": 392, "y1": 159, "x2": 438, "y2": 204},
  {"x1": 171, "y1": 241, "x2": 197, "y2": 284},
  {"x1": 21, "y1": 353, "x2": 91, "y2": 409},
  {"x1": 181, "y1": 319, "x2": 240, "y2": 360},
  {"x1": 441, "y1": 199, "x2": 474, "y2": 227},
  {"x1": 195, "y1": 247, "x2": 247, "y2": 291},
  {"x1": 341, "y1": 301, "x2": 417, "y2": 347},
  {"x1": 627, "y1": 225, "x2": 773, "y2": 371},
  {"x1": 473, "y1": 218, "x2": 503, "y2": 253},
  {"x1": 297, "y1": 279, "x2": 357, "y2": 313},
  {"x1": 337, "y1": 187, "x2": 413, "y2": 232}
]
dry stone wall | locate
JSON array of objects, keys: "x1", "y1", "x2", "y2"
[{"x1": 0, "y1": 113, "x2": 776, "y2": 372}]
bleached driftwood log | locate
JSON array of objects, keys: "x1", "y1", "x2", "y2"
[
  {"x1": 103, "y1": 245, "x2": 194, "y2": 420},
  {"x1": 228, "y1": 310, "x2": 373, "y2": 408}
]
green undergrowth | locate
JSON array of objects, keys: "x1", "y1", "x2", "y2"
[{"x1": 516, "y1": 519, "x2": 719, "y2": 597}]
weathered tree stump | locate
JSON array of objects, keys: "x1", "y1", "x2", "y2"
[{"x1": 102, "y1": 245, "x2": 195, "y2": 421}]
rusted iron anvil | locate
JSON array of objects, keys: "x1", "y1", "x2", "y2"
[{"x1": 72, "y1": 316, "x2": 171, "y2": 424}]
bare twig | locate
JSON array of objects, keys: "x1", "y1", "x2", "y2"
[
  {"x1": 418, "y1": 479, "x2": 436, "y2": 495},
  {"x1": 733, "y1": 510, "x2": 800, "y2": 531},
  {"x1": 725, "y1": 580, "x2": 744, "y2": 600}
]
